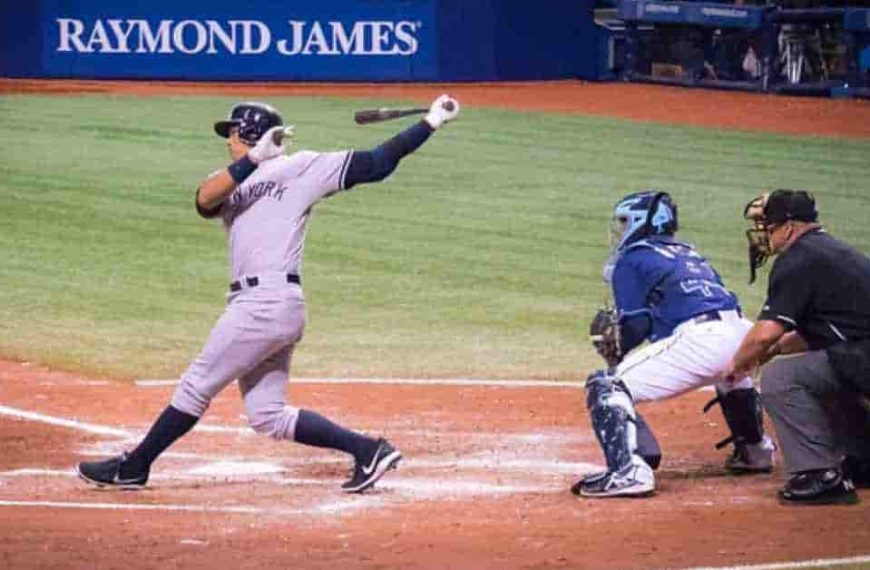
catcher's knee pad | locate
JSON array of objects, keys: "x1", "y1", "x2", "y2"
[
  {"x1": 585, "y1": 370, "x2": 637, "y2": 472},
  {"x1": 704, "y1": 386, "x2": 764, "y2": 448}
]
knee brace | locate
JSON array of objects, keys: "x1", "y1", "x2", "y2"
[
  {"x1": 586, "y1": 370, "x2": 638, "y2": 472},
  {"x1": 704, "y1": 386, "x2": 764, "y2": 449}
]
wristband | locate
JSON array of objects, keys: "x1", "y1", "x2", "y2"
[{"x1": 228, "y1": 154, "x2": 257, "y2": 184}]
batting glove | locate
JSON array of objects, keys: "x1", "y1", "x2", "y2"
[
  {"x1": 248, "y1": 125, "x2": 294, "y2": 164},
  {"x1": 424, "y1": 94, "x2": 460, "y2": 130}
]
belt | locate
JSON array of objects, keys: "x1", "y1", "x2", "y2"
[
  {"x1": 229, "y1": 273, "x2": 300, "y2": 293},
  {"x1": 692, "y1": 310, "x2": 723, "y2": 325}
]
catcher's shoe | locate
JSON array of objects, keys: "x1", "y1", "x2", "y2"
[
  {"x1": 579, "y1": 455, "x2": 655, "y2": 498},
  {"x1": 76, "y1": 452, "x2": 148, "y2": 490},
  {"x1": 570, "y1": 470, "x2": 608, "y2": 496},
  {"x1": 342, "y1": 438, "x2": 402, "y2": 494},
  {"x1": 778, "y1": 468, "x2": 859, "y2": 505},
  {"x1": 725, "y1": 436, "x2": 776, "y2": 474}
]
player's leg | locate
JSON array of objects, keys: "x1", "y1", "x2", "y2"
[
  {"x1": 238, "y1": 345, "x2": 401, "y2": 493},
  {"x1": 625, "y1": 316, "x2": 774, "y2": 473},
  {"x1": 575, "y1": 369, "x2": 655, "y2": 498},
  {"x1": 77, "y1": 296, "x2": 299, "y2": 488},
  {"x1": 708, "y1": 381, "x2": 776, "y2": 474},
  {"x1": 761, "y1": 350, "x2": 859, "y2": 504}
]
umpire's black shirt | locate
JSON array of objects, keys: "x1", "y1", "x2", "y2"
[{"x1": 758, "y1": 227, "x2": 870, "y2": 350}]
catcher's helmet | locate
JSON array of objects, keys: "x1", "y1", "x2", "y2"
[
  {"x1": 214, "y1": 102, "x2": 283, "y2": 146},
  {"x1": 611, "y1": 190, "x2": 679, "y2": 251}
]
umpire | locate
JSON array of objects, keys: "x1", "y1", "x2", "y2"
[{"x1": 726, "y1": 189, "x2": 870, "y2": 505}]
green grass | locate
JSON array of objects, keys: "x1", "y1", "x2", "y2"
[{"x1": 0, "y1": 94, "x2": 867, "y2": 380}]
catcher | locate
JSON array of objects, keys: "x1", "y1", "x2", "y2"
[{"x1": 574, "y1": 190, "x2": 776, "y2": 498}]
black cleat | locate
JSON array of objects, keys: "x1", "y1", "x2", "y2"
[
  {"x1": 76, "y1": 453, "x2": 148, "y2": 490},
  {"x1": 778, "y1": 468, "x2": 859, "y2": 505},
  {"x1": 342, "y1": 438, "x2": 402, "y2": 494},
  {"x1": 842, "y1": 455, "x2": 870, "y2": 489},
  {"x1": 725, "y1": 436, "x2": 775, "y2": 475}
]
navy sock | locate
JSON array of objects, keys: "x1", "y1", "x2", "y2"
[
  {"x1": 294, "y1": 409, "x2": 376, "y2": 459},
  {"x1": 120, "y1": 406, "x2": 198, "y2": 478}
]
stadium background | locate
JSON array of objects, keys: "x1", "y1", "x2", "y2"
[{"x1": 1, "y1": 1, "x2": 869, "y2": 569}]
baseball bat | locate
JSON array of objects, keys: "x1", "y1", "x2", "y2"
[{"x1": 354, "y1": 107, "x2": 429, "y2": 125}]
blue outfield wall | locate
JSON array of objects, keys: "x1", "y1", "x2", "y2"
[{"x1": 0, "y1": 0, "x2": 601, "y2": 81}]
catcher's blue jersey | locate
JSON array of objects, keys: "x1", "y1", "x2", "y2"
[{"x1": 611, "y1": 236, "x2": 740, "y2": 342}]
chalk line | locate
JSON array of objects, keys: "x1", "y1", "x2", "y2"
[
  {"x1": 676, "y1": 554, "x2": 870, "y2": 570},
  {"x1": 136, "y1": 377, "x2": 586, "y2": 388},
  {"x1": 0, "y1": 404, "x2": 130, "y2": 437},
  {"x1": 0, "y1": 498, "x2": 382, "y2": 517}
]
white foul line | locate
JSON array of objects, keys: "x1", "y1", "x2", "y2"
[
  {"x1": 0, "y1": 404, "x2": 130, "y2": 437},
  {"x1": 0, "y1": 499, "x2": 380, "y2": 517},
  {"x1": 135, "y1": 377, "x2": 587, "y2": 388},
  {"x1": 676, "y1": 554, "x2": 870, "y2": 570}
]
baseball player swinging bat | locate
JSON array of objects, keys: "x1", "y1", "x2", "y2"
[{"x1": 354, "y1": 101, "x2": 455, "y2": 125}]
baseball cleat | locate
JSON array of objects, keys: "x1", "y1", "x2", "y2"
[
  {"x1": 570, "y1": 470, "x2": 608, "y2": 496},
  {"x1": 725, "y1": 436, "x2": 776, "y2": 474},
  {"x1": 778, "y1": 468, "x2": 859, "y2": 505},
  {"x1": 342, "y1": 438, "x2": 402, "y2": 494},
  {"x1": 578, "y1": 456, "x2": 655, "y2": 498},
  {"x1": 76, "y1": 453, "x2": 148, "y2": 490}
]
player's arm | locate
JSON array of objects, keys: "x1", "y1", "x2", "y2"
[
  {"x1": 612, "y1": 257, "x2": 654, "y2": 355},
  {"x1": 727, "y1": 255, "x2": 812, "y2": 378},
  {"x1": 344, "y1": 95, "x2": 459, "y2": 190},
  {"x1": 195, "y1": 170, "x2": 237, "y2": 217},
  {"x1": 195, "y1": 126, "x2": 288, "y2": 217}
]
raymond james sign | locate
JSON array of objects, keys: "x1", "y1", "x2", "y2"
[
  {"x1": 1, "y1": 0, "x2": 599, "y2": 81},
  {"x1": 55, "y1": 18, "x2": 422, "y2": 56},
  {"x1": 36, "y1": 0, "x2": 437, "y2": 80}
]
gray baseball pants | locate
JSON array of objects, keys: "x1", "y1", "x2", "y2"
[
  {"x1": 171, "y1": 280, "x2": 306, "y2": 440},
  {"x1": 761, "y1": 349, "x2": 870, "y2": 474}
]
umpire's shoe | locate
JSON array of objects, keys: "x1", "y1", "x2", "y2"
[
  {"x1": 342, "y1": 438, "x2": 402, "y2": 494},
  {"x1": 778, "y1": 468, "x2": 859, "y2": 505},
  {"x1": 76, "y1": 453, "x2": 148, "y2": 490},
  {"x1": 577, "y1": 455, "x2": 655, "y2": 498}
]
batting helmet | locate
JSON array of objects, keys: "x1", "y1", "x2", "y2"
[
  {"x1": 610, "y1": 190, "x2": 679, "y2": 252},
  {"x1": 214, "y1": 102, "x2": 283, "y2": 146}
]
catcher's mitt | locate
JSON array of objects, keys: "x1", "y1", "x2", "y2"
[{"x1": 589, "y1": 306, "x2": 622, "y2": 367}]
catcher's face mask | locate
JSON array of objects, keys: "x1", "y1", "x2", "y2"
[{"x1": 743, "y1": 193, "x2": 772, "y2": 284}]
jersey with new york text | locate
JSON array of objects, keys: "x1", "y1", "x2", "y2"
[
  {"x1": 611, "y1": 236, "x2": 740, "y2": 342},
  {"x1": 214, "y1": 150, "x2": 352, "y2": 281}
]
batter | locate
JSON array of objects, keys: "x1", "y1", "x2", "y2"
[{"x1": 77, "y1": 95, "x2": 460, "y2": 493}]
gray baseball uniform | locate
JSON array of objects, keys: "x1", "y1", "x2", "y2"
[
  {"x1": 76, "y1": 97, "x2": 458, "y2": 493},
  {"x1": 172, "y1": 150, "x2": 352, "y2": 440}
]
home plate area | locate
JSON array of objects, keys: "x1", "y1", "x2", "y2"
[{"x1": 0, "y1": 376, "x2": 601, "y2": 518}]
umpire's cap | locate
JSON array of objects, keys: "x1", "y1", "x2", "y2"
[
  {"x1": 214, "y1": 102, "x2": 283, "y2": 146},
  {"x1": 764, "y1": 189, "x2": 818, "y2": 224}
]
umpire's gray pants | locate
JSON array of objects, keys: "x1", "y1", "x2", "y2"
[{"x1": 761, "y1": 349, "x2": 870, "y2": 475}]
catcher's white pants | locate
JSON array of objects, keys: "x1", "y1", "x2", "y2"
[{"x1": 615, "y1": 310, "x2": 754, "y2": 402}]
